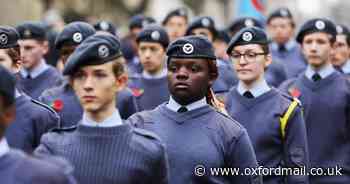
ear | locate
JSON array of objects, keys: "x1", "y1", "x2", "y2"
[
  {"x1": 42, "y1": 41, "x2": 49, "y2": 55},
  {"x1": 264, "y1": 54, "x2": 272, "y2": 68},
  {"x1": 115, "y1": 73, "x2": 128, "y2": 93},
  {"x1": 12, "y1": 60, "x2": 22, "y2": 73}
]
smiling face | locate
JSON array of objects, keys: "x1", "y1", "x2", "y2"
[
  {"x1": 230, "y1": 44, "x2": 271, "y2": 86},
  {"x1": 71, "y1": 60, "x2": 126, "y2": 114},
  {"x1": 302, "y1": 32, "x2": 333, "y2": 69},
  {"x1": 167, "y1": 58, "x2": 217, "y2": 105}
]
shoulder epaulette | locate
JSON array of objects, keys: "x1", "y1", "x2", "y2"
[
  {"x1": 49, "y1": 125, "x2": 77, "y2": 133},
  {"x1": 133, "y1": 128, "x2": 160, "y2": 140}
]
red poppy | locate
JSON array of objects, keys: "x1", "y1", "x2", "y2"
[
  {"x1": 289, "y1": 87, "x2": 301, "y2": 98},
  {"x1": 51, "y1": 99, "x2": 64, "y2": 112},
  {"x1": 131, "y1": 88, "x2": 144, "y2": 97}
]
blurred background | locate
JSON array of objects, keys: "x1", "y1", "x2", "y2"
[{"x1": 0, "y1": 0, "x2": 348, "y2": 36}]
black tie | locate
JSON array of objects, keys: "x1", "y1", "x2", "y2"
[
  {"x1": 177, "y1": 106, "x2": 188, "y2": 113},
  {"x1": 335, "y1": 67, "x2": 344, "y2": 73},
  {"x1": 26, "y1": 74, "x2": 31, "y2": 79},
  {"x1": 243, "y1": 91, "x2": 254, "y2": 99},
  {"x1": 312, "y1": 73, "x2": 322, "y2": 82},
  {"x1": 278, "y1": 44, "x2": 287, "y2": 53}
]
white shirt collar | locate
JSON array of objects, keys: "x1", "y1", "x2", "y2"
[
  {"x1": 20, "y1": 59, "x2": 49, "y2": 79},
  {"x1": 142, "y1": 68, "x2": 167, "y2": 79},
  {"x1": 271, "y1": 39, "x2": 297, "y2": 51},
  {"x1": 305, "y1": 63, "x2": 335, "y2": 80},
  {"x1": 341, "y1": 59, "x2": 350, "y2": 74},
  {"x1": 15, "y1": 88, "x2": 21, "y2": 98},
  {"x1": 166, "y1": 96, "x2": 208, "y2": 112},
  {"x1": 237, "y1": 78, "x2": 271, "y2": 98},
  {"x1": 0, "y1": 138, "x2": 10, "y2": 158},
  {"x1": 82, "y1": 109, "x2": 123, "y2": 127}
]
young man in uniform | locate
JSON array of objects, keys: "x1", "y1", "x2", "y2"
[
  {"x1": 128, "y1": 25, "x2": 170, "y2": 111},
  {"x1": 35, "y1": 33, "x2": 168, "y2": 184},
  {"x1": 162, "y1": 8, "x2": 188, "y2": 42},
  {"x1": 127, "y1": 35, "x2": 261, "y2": 184},
  {"x1": 16, "y1": 21, "x2": 62, "y2": 99},
  {"x1": 225, "y1": 26, "x2": 309, "y2": 184},
  {"x1": 0, "y1": 64, "x2": 76, "y2": 184},
  {"x1": 279, "y1": 18, "x2": 350, "y2": 184},
  {"x1": 331, "y1": 24, "x2": 350, "y2": 76},
  {"x1": 0, "y1": 26, "x2": 59, "y2": 153},
  {"x1": 267, "y1": 8, "x2": 307, "y2": 79}
]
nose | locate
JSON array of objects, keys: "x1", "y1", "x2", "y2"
[
  {"x1": 175, "y1": 66, "x2": 189, "y2": 80},
  {"x1": 236, "y1": 55, "x2": 249, "y2": 65},
  {"x1": 83, "y1": 76, "x2": 94, "y2": 92}
]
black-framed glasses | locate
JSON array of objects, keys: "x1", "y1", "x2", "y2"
[{"x1": 229, "y1": 52, "x2": 267, "y2": 63}]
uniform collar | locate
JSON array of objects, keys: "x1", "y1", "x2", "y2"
[
  {"x1": 82, "y1": 109, "x2": 123, "y2": 127},
  {"x1": 20, "y1": 59, "x2": 49, "y2": 79},
  {"x1": 0, "y1": 138, "x2": 10, "y2": 158},
  {"x1": 271, "y1": 39, "x2": 297, "y2": 51},
  {"x1": 166, "y1": 96, "x2": 208, "y2": 112},
  {"x1": 15, "y1": 88, "x2": 21, "y2": 98},
  {"x1": 341, "y1": 59, "x2": 350, "y2": 74},
  {"x1": 142, "y1": 68, "x2": 167, "y2": 79},
  {"x1": 305, "y1": 63, "x2": 335, "y2": 80},
  {"x1": 237, "y1": 78, "x2": 271, "y2": 98}
]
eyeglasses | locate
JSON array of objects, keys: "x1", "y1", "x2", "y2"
[{"x1": 229, "y1": 52, "x2": 267, "y2": 63}]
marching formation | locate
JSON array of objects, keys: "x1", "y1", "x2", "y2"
[{"x1": 0, "y1": 6, "x2": 349, "y2": 184}]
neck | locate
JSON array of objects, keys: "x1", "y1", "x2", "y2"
[
  {"x1": 310, "y1": 61, "x2": 331, "y2": 72},
  {"x1": 241, "y1": 75, "x2": 265, "y2": 90},
  {"x1": 85, "y1": 102, "x2": 116, "y2": 123},
  {"x1": 27, "y1": 59, "x2": 43, "y2": 72}
]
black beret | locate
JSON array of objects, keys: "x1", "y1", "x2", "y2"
[
  {"x1": 63, "y1": 34, "x2": 122, "y2": 75},
  {"x1": 129, "y1": 14, "x2": 156, "y2": 30},
  {"x1": 267, "y1": 7, "x2": 293, "y2": 23},
  {"x1": 296, "y1": 18, "x2": 337, "y2": 43},
  {"x1": 55, "y1": 21, "x2": 96, "y2": 50},
  {"x1": 226, "y1": 27, "x2": 268, "y2": 54},
  {"x1": 0, "y1": 65, "x2": 16, "y2": 105},
  {"x1": 16, "y1": 21, "x2": 47, "y2": 40},
  {"x1": 94, "y1": 21, "x2": 117, "y2": 35},
  {"x1": 227, "y1": 17, "x2": 264, "y2": 36},
  {"x1": 162, "y1": 8, "x2": 188, "y2": 25},
  {"x1": 0, "y1": 26, "x2": 20, "y2": 49},
  {"x1": 166, "y1": 35, "x2": 216, "y2": 60},
  {"x1": 336, "y1": 24, "x2": 350, "y2": 35},
  {"x1": 185, "y1": 16, "x2": 217, "y2": 38},
  {"x1": 216, "y1": 29, "x2": 231, "y2": 44},
  {"x1": 136, "y1": 25, "x2": 169, "y2": 48}
]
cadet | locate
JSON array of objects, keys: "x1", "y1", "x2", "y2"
[
  {"x1": 35, "y1": 34, "x2": 168, "y2": 184},
  {"x1": 267, "y1": 8, "x2": 307, "y2": 78},
  {"x1": 331, "y1": 24, "x2": 350, "y2": 75},
  {"x1": 127, "y1": 35, "x2": 261, "y2": 184},
  {"x1": 279, "y1": 18, "x2": 350, "y2": 184},
  {"x1": 162, "y1": 8, "x2": 188, "y2": 42},
  {"x1": 93, "y1": 20, "x2": 117, "y2": 35},
  {"x1": 225, "y1": 27, "x2": 309, "y2": 184},
  {"x1": 229, "y1": 17, "x2": 287, "y2": 87},
  {"x1": 128, "y1": 25, "x2": 170, "y2": 111},
  {"x1": 0, "y1": 26, "x2": 59, "y2": 153},
  {"x1": 186, "y1": 16, "x2": 238, "y2": 95},
  {"x1": 0, "y1": 64, "x2": 76, "y2": 184},
  {"x1": 16, "y1": 21, "x2": 62, "y2": 99},
  {"x1": 38, "y1": 22, "x2": 95, "y2": 127},
  {"x1": 121, "y1": 14, "x2": 156, "y2": 75}
]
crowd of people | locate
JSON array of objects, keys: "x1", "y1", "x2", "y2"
[{"x1": 0, "y1": 5, "x2": 349, "y2": 184}]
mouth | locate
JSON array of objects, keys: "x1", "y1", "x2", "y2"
[
  {"x1": 82, "y1": 96, "x2": 96, "y2": 102},
  {"x1": 174, "y1": 82, "x2": 190, "y2": 89}
]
